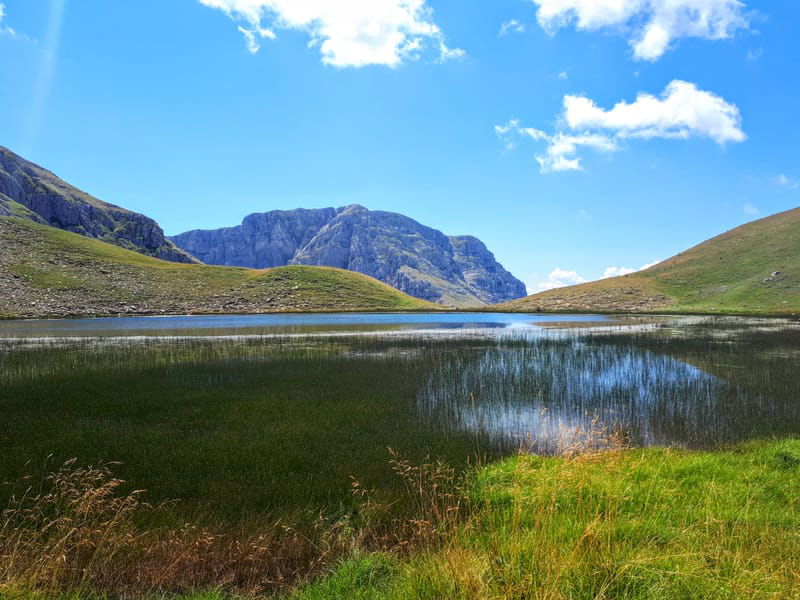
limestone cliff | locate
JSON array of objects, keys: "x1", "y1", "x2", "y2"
[{"x1": 172, "y1": 205, "x2": 526, "y2": 306}]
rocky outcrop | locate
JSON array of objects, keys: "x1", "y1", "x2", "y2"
[
  {"x1": 170, "y1": 208, "x2": 338, "y2": 269},
  {"x1": 0, "y1": 147, "x2": 195, "y2": 263},
  {"x1": 172, "y1": 204, "x2": 527, "y2": 306}
]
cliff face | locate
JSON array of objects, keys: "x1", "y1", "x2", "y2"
[
  {"x1": 0, "y1": 147, "x2": 195, "y2": 263},
  {"x1": 170, "y1": 208, "x2": 338, "y2": 269},
  {"x1": 172, "y1": 204, "x2": 527, "y2": 306}
]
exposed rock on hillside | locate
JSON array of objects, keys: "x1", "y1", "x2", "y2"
[
  {"x1": 0, "y1": 147, "x2": 195, "y2": 263},
  {"x1": 172, "y1": 205, "x2": 526, "y2": 306}
]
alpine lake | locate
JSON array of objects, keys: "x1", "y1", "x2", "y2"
[{"x1": 1, "y1": 312, "x2": 799, "y2": 525}]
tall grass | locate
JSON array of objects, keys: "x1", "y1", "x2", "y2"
[
  {"x1": 297, "y1": 439, "x2": 800, "y2": 600},
  {"x1": 0, "y1": 451, "x2": 470, "y2": 598}
]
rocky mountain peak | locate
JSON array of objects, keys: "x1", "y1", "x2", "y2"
[{"x1": 172, "y1": 205, "x2": 526, "y2": 306}]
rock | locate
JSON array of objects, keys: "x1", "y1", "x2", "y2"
[
  {"x1": 171, "y1": 204, "x2": 527, "y2": 306},
  {"x1": 0, "y1": 146, "x2": 196, "y2": 264}
]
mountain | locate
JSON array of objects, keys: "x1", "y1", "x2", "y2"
[
  {"x1": 171, "y1": 204, "x2": 527, "y2": 307},
  {"x1": 501, "y1": 207, "x2": 800, "y2": 316},
  {"x1": 0, "y1": 216, "x2": 437, "y2": 319},
  {"x1": 0, "y1": 146, "x2": 195, "y2": 263}
]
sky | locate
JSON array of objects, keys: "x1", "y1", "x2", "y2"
[{"x1": 1, "y1": 0, "x2": 798, "y2": 293}]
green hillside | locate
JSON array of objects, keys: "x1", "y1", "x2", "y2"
[
  {"x1": 0, "y1": 217, "x2": 439, "y2": 318},
  {"x1": 501, "y1": 207, "x2": 800, "y2": 316}
]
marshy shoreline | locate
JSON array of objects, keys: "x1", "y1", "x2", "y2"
[{"x1": 2, "y1": 316, "x2": 800, "y2": 599}]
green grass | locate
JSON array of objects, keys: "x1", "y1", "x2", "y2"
[
  {"x1": 295, "y1": 439, "x2": 800, "y2": 600},
  {"x1": 0, "y1": 217, "x2": 439, "y2": 317},
  {"x1": 4, "y1": 438, "x2": 799, "y2": 599},
  {"x1": 502, "y1": 207, "x2": 800, "y2": 316}
]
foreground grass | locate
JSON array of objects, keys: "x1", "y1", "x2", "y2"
[
  {"x1": 2, "y1": 440, "x2": 799, "y2": 599},
  {"x1": 297, "y1": 440, "x2": 800, "y2": 600}
]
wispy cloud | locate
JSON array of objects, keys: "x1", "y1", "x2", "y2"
[
  {"x1": 499, "y1": 19, "x2": 526, "y2": 37},
  {"x1": 774, "y1": 174, "x2": 799, "y2": 190},
  {"x1": 496, "y1": 80, "x2": 745, "y2": 173},
  {"x1": 0, "y1": 2, "x2": 27, "y2": 39},
  {"x1": 746, "y1": 47, "x2": 763, "y2": 62},
  {"x1": 530, "y1": 0, "x2": 751, "y2": 61},
  {"x1": 197, "y1": 0, "x2": 463, "y2": 67},
  {"x1": 743, "y1": 202, "x2": 759, "y2": 216}
]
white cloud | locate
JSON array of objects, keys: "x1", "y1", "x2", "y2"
[
  {"x1": 558, "y1": 71, "x2": 568, "y2": 80},
  {"x1": 603, "y1": 266, "x2": 636, "y2": 278},
  {"x1": 603, "y1": 260, "x2": 662, "y2": 279},
  {"x1": 564, "y1": 80, "x2": 745, "y2": 143},
  {"x1": 495, "y1": 120, "x2": 617, "y2": 172},
  {"x1": 531, "y1": 0, "x2": 750, "y2": 61},
  {"x1": 640, "y1": 260, "x2": 662, "y2": 270},
  {"x1": 743, "y1": 202, "x2": 759, "y2": 216},
  {"x1": 198, "y1": 0, "x2": 463, "y2": 67},
  {"x1": 532, "y1": 259, "x2": 662, "y2": 293},
  {"x1": 533, "y1": 268, "x2": 588, "y2": 292},
  {"x1": 774, "y1": 174, "x2": 799, "y2": 190},
  {"x1": 237, "y1": 24, "x2": 276, "y2": 54},
  {"x1": 0, "y1": 2, "x2": 15, "y2": 37},
  {"x1": 0, "y1": 5, "x2": 31, "y2": 42},
  {"x1": 496, "y1": 80, "x2": 745, "y2": 173},
  {"x1": 499, "y1": 19, "x2": 526, "y2": 36}
]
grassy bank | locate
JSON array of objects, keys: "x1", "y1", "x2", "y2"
[
  {"x1": 0, "y1": 217, "x2": 439, "y2": 318},
  {"x1": 297, "y1": 439, "x2": 800, "y2": 600},
  {"x1": 2, "y1": 440, "x2": 799, "y2": 599}
]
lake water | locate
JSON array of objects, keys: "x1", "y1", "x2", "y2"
[
  {"x1": 1, "y1": 312, "x2": 798, "y2": 517},
  {"x1": 0, "y1": 311, "x2": 612, "y2": 338}
]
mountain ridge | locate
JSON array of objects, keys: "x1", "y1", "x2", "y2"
[
  {"x1": 171, "y1": 204, "x2": 527, "y2": 307},
  {"x1": 0, "y1": 146, "x2": 196, "y2": 264}
]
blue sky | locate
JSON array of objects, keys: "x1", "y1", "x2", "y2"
[{"x1": 1, "y1": 0, "x2": 798, "y2": 293}]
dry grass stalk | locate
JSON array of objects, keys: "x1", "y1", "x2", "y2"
[{"x1": 0, "y1": 451, "x2": 471, "y2": 598}]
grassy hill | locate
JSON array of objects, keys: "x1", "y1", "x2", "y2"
[
  {"x1": 501, "y1": 207, "x2": 800, "y2": 316},
  {"x1": 0, "y1": 217, "x2": 439, "y2": 318}
]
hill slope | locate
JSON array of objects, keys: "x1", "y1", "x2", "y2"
[
  {"x1": 171, "y1": 204, "x2": 527, "y2": 307},
  {"x1": 0, "y1": 146, "x2": 195, "y2": 263},
  {"x1": 501, "y1": 207, "x2": 800, "y2": 316},
  {"x1": 0, "y1": 217, "x2": 438, "y2": 319}
]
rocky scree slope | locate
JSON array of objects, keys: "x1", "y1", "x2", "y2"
[
  {"x1": 171, "y1": 204, "x2": 527, "y2": 306},
  {"x1": 0, "y1": 146, "x2": 195, "y2": 263},
  {"x1": 0, "y1": 217, "x2": 437, "y2": 319}
]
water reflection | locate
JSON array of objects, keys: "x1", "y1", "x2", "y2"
[{"x1": 417, "y1": 340, "x2": 733, "y2": 452}]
